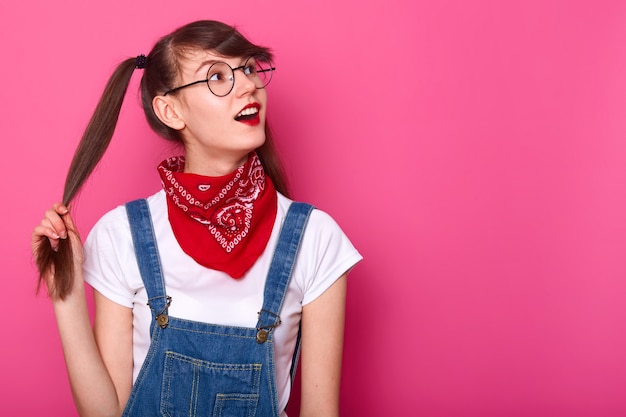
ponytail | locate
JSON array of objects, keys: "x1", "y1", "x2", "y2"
[{"x1": 36, "y1": 57, "x2": 138, "y2": 300}]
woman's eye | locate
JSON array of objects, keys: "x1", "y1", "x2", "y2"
[
  {"x1": 243, "y1": 65, "x2": 256, "y2": 76},
  {"x1": 209, "y1": 72, "x2": 226, "y2": 81}
]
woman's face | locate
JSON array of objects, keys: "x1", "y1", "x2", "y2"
[{"x1": 169, "y1": 49, "x2": 268, "y2": 174}]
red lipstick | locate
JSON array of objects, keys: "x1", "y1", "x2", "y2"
[{"x1": 235, "y1": 103, "x2": 261, "y2": 126}]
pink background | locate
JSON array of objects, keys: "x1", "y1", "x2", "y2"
[{"x1": 3, "y1": 0, "x2": 626, "y2": 416}]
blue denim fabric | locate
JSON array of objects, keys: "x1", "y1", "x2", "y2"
[{"x1": 122, "y1": 199, "x2": 313, "y2": 417}]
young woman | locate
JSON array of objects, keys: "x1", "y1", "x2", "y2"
[{"x1": 32, "y1": 20, "x2": 361, "y2": 417}]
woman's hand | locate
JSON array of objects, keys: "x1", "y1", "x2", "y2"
[{"x1": 32, "y1": 202, "x2": 84, "y2": 298}]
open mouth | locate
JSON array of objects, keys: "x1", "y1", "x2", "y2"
[{"x1": 235, "y1": 103, "x2": 260, "y2": 122}]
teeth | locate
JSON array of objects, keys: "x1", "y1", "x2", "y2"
[{"x1": 236, "y1": 106, "x2": 259, "y2": 118}]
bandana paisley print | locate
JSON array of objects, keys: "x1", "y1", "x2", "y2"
[{"x1": 157, "y1": 153, "x2": 278, "y2": 278}]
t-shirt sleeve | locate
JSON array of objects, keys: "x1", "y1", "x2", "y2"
[
  {"x1": 82, "y1": 206, "x2": 140, "y2": 308},
  {"x1": 296, "y1": 209, "x2": 363, "y2": 306}
]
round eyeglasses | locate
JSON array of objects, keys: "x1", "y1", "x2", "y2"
[{"x1": 162, "y1": 55, "x2": 275, "y2": 97}]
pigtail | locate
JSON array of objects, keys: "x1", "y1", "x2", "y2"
[{"x1": 36, "y1": 57, "x2": 138, "y2": 300}]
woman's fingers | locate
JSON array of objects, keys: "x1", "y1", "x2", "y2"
[
  {"x1": 60, "y1": 208, "x2": 84, "y2": 264},
  {"x1": 32, "y1": 203, "x2": 71, "y2": 253},
  {"x1": 48, "y1": 203, "x2": 70, "y2": 237},
  {"x1": 34, "y1": 224, "x2": 59, "y2": 251},
  {"x1": 61, "y1": 206, "x2": 78, "y2": 236}
]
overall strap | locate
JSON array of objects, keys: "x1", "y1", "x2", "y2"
[
  {"x1": 256, "y1": 202, "x2": 314, "y2": 330},
  {"x1": 125, "y1": 199, "x2": 171, "y2": 327},
  {"x1": 255, "y1": 202, "x2": 313, "y2": 353}
]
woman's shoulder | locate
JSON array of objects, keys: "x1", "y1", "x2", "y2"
[
  {"x1": 87, "y1": 190, "x2": 166, "y2": 239},
  {"x1": 276, "y1": 194, "x2": 362, "y2": 305},
  {"x1": 276, "y1": 193, "x2": 343, "y2": 235}
]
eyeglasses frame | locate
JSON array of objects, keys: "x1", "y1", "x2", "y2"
[{"x1": 162, "y1": 56, "x2": 275, "y2": 97}]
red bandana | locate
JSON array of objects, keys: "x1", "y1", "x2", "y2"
[{"x1": 158, "y1": 153, "x2": 278, "y2": 278}]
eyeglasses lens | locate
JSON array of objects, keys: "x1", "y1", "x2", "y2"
[
  {"x1": 248, "y1": 56, "x2": 273, "y2": 88},
  {"x1": 207, "y1": 63, "x2": 233, "y2": 97}
]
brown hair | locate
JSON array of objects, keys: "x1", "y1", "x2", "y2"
[{"x1": 36, "y1": 20, "x2": 291, "y2": 300}]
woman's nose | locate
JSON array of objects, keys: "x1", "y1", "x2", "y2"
[{"x1": 233, "y1": 68, "x2": 257, "y2": 96}]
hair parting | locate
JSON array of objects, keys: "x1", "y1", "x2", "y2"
[{"x1": 36, "y1": 57, "x2": 138, "y2": 300}]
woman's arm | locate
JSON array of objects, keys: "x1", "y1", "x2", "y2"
[
  {"x1": 92, "y1": 290, "x2": 134, "y2": 414},
  {"x1": 299, "y1": 273, "x2": 348, "y2": 417},
  {"x1": 33, "y1": 203, "x2": 133, "y2": 417},
  {"x1": 53, "y1": 285, "x2": 133, "y2": 417}
]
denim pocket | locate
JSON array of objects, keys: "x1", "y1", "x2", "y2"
[{"x1": 161, "y1": 351, "x2": 262, "y2": 417}]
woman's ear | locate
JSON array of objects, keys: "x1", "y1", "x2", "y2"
[{"x1": 152, "y1": 96, "x2": 186, "y2": 131}]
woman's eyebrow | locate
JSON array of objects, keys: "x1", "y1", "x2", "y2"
[
  {"x1": 195, "y1": 59, "x2": 219, "y2": 73},
  {"x1": 195, "y1": 57, "x2": 247, "y2": 73}
]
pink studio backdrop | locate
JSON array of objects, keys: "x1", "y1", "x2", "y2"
[{"x1": 2, "y1": 0, "x2": 626, "y2": 416}]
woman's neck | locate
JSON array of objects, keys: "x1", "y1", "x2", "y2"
[{"x1": 183, "y1": 150, "x2": 250, "y2": 177}]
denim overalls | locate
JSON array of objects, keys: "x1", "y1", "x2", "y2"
[{"x1": 121, "y1": 199, "x2": 313, "y2": 417}]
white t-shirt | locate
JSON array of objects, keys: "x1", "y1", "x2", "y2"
[{"x1": 83, "y1": 190, "x2": 362, "y2": 414}]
